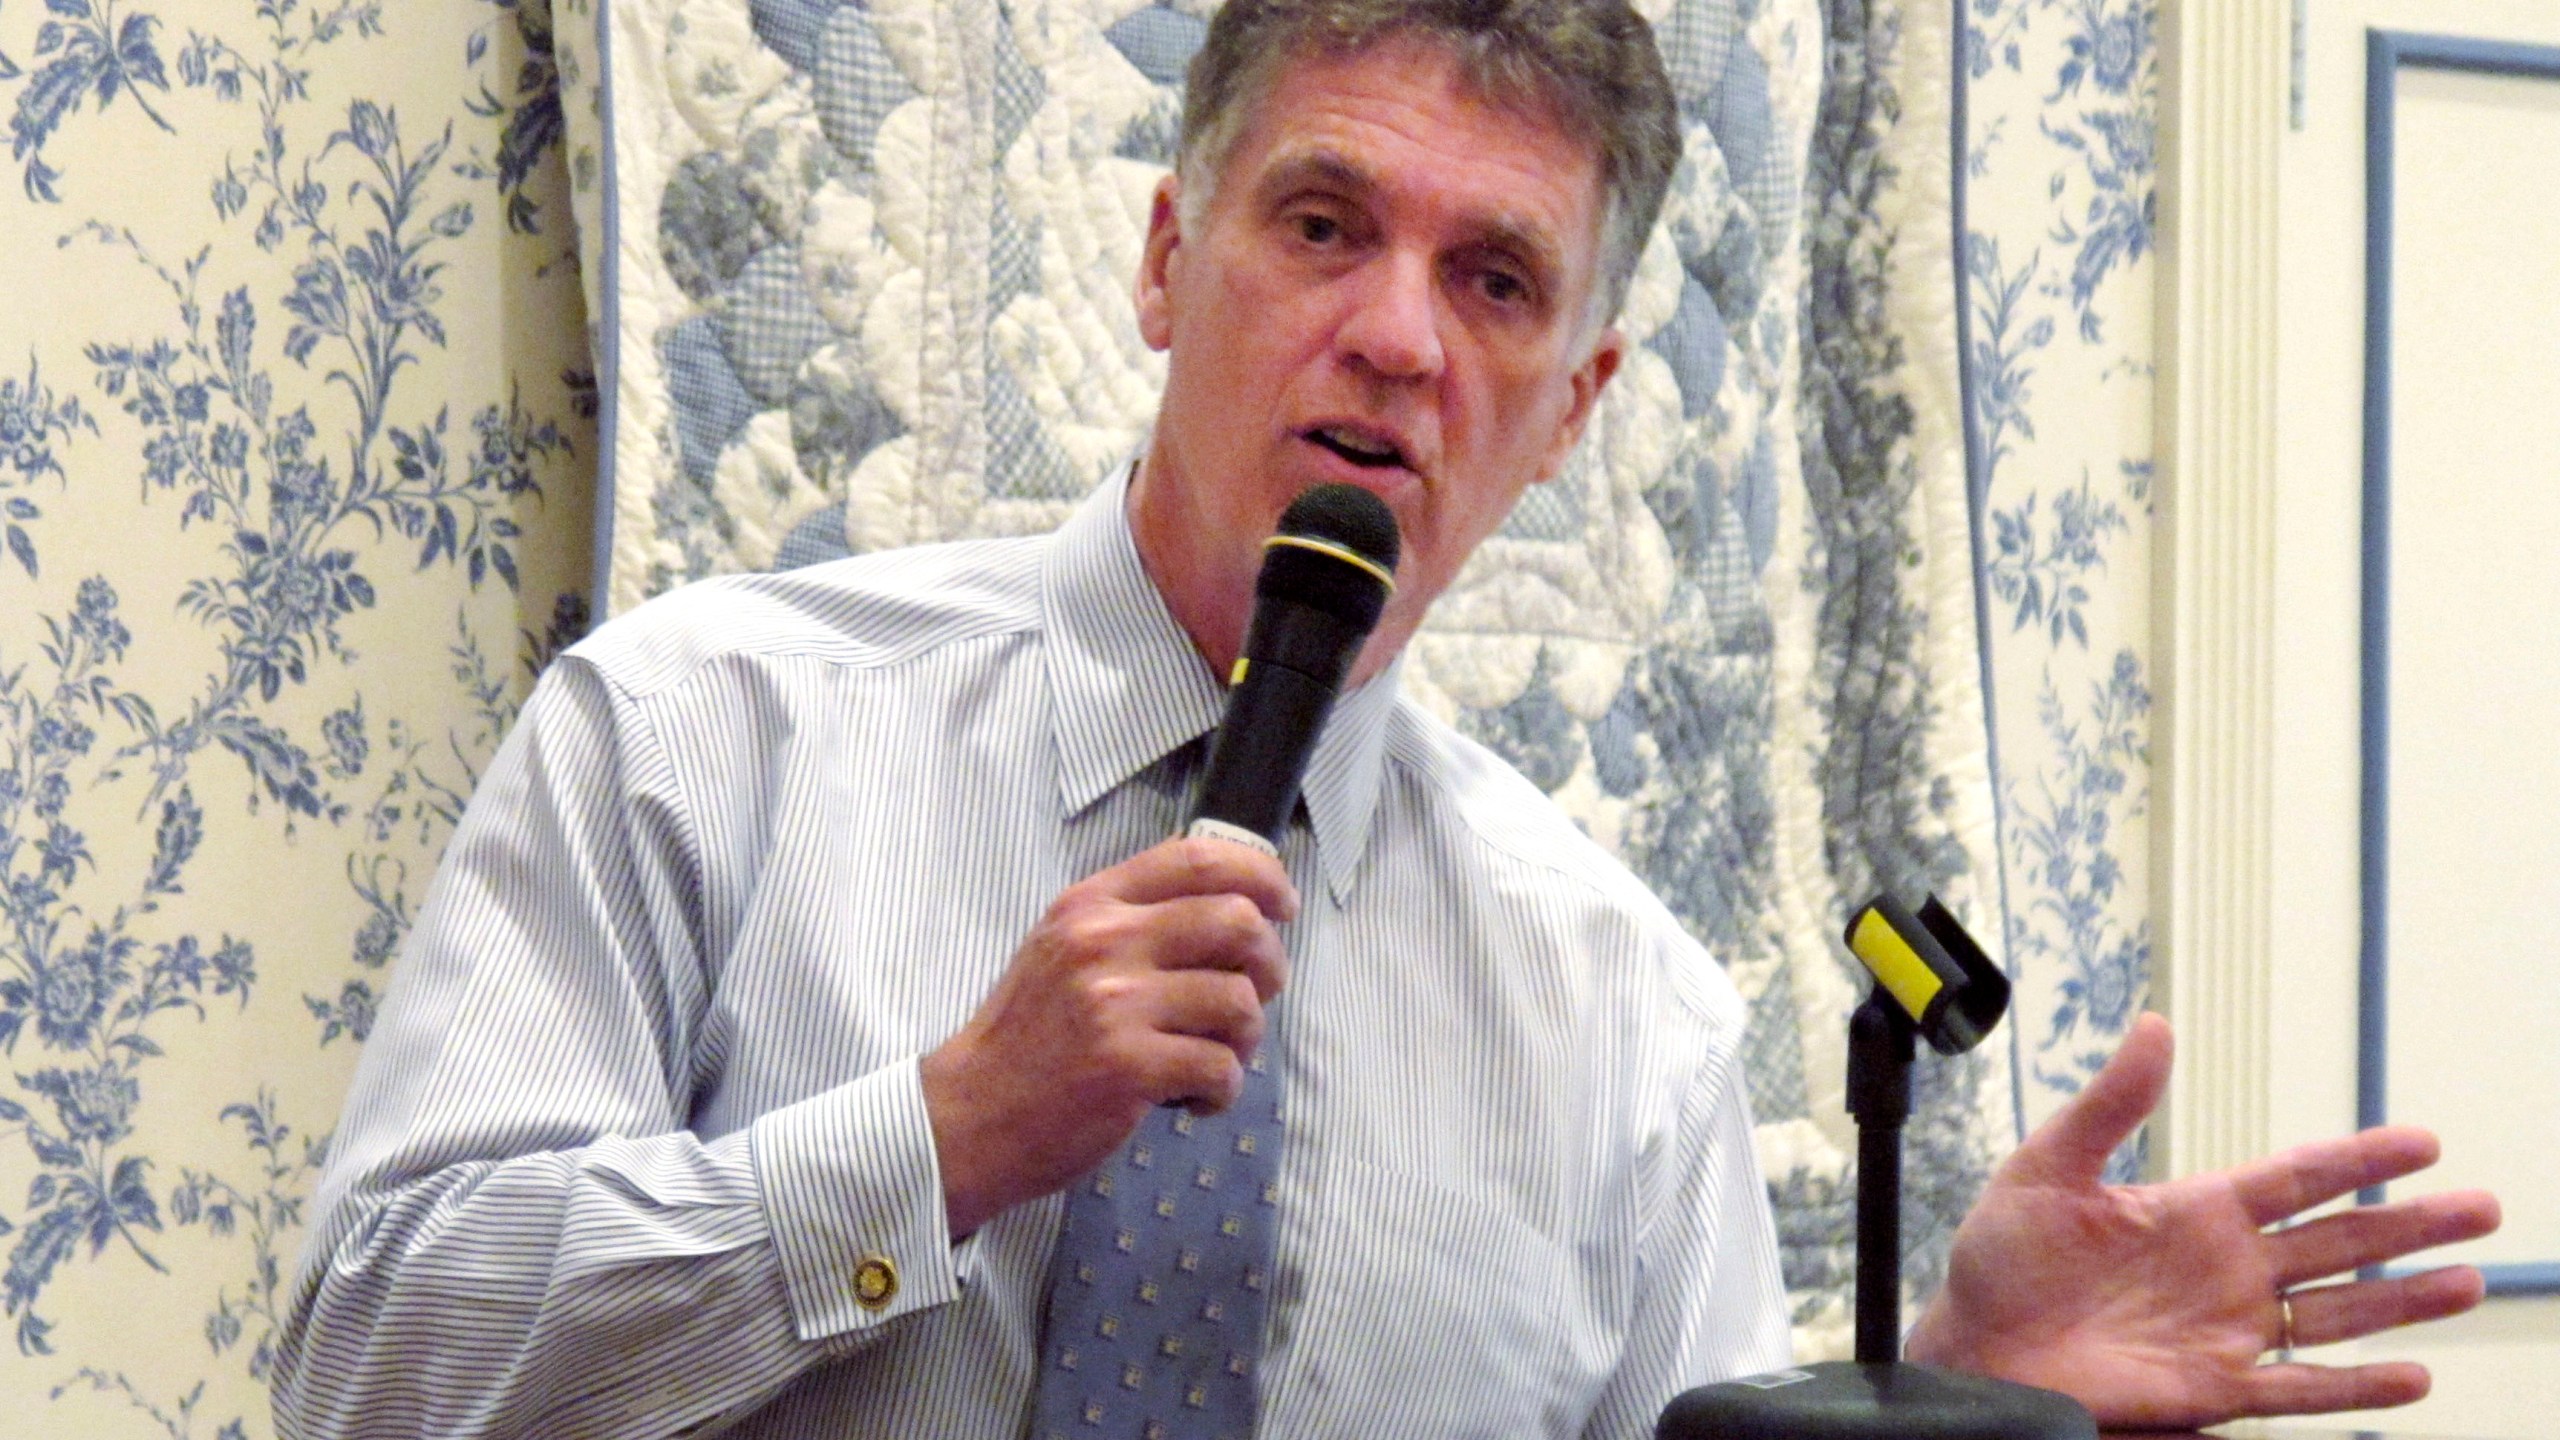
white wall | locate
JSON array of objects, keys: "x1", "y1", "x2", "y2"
[{"x1": 2264, "y1": 3, "x2": 2560, "y2": 1434}]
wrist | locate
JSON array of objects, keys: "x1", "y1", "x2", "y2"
[{"x1": 918, "y1": 1041, "x2": 1004, "y2": 1240}]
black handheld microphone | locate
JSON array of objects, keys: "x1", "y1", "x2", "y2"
[{"x1": 1185, "y1": 484, "x2": 1401, "y2": 854}]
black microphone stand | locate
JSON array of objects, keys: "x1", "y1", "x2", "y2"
[
  {"x1": 1847, "y1": 985, "x2": 1918, "y2": 1368},
  {"x1": 1654, "y1": 895, "x2": 2096, "y2": 1440}
]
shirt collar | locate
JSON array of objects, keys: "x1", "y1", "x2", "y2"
[{"x1": 1040, "y1": 466, "x2": 1399, "y2": 904}]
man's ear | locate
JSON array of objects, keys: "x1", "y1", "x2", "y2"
[
  {"x1": 1134, "y1": 174, "x2": 1184, "y2": 352},
  {"x1": 1533, "y1": 327, "x2": 1624, "y2": 484}
]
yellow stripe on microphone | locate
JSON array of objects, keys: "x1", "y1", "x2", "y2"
[
  {"x1": 1263, "y1": 534, "x2": 1396, "y2": 592},
  {"x1": 1849, "y1": 906, "x2": 1944, "y2": 1024}
]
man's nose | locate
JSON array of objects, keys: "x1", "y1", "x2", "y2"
[{"x1": 1334, "y1": 251, "x2": 1445, "y2": 382}]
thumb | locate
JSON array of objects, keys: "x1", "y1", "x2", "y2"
[{"x1": 2004, "y1": 1011, "x2": 2173, "y2": 1189}]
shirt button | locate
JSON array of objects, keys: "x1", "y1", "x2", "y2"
[{"x1": 852, "y1": 1253, "x2": 899, "y2": 1311}]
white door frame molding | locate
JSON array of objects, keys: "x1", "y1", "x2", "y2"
[{"x1": 2155, "y1": 0, "x2": 2288, "y2": 1180}]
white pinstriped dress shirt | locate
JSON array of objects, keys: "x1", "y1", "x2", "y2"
[{"x1": 276, "y1": 470, "x2": 1790, "y2": 1438}]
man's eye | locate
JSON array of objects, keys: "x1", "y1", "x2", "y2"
[
  {"x1": 1478, "y1": 268, "x2": 1531, "y2": 306},
  {"x1": 1294, "y1": 213, "x2": 1341, "y2": 245}
]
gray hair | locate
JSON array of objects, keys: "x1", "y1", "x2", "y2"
[{"x1": 1176, "y1": 0, "x2": 1682, "y2": 330}]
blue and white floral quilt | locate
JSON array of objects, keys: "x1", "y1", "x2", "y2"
[{"x1": 556, "y1": 0, "x2": 2011, "y2": 1352}]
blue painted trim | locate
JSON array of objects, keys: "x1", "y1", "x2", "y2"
[
  {"x1": 2373, "y1": 29, "x2": 2560, "y2": 78},
  {"x1": 2355, "y1": 27, "x2": 2395, "y2": 1194},
  {"x1": 590, "y1": 0, "x2": 622, "y2": 610},
  {"x1": 2379, "y1": 1261, "x2": 2560, "y2": 1296},
  {"x1": 1945, "y1": 0, "x2": 2027, "y2": 1147},
  {"x1": 2482, "y1": 1263, "x2": 2560, "y2": 1297},
  {"x1": 2358, "y1": 30, "x2": 2560, "y2": 1224}
]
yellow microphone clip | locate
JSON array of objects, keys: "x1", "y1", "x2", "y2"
[{"x1": 1841, "y1": 893, "x2": 2008, "y2": 1056}]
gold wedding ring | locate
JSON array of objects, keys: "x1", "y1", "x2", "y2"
[{"x1": 2278, "y1": 1289, "x2": 2298, "y2": 1353}]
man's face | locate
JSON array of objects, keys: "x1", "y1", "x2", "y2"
[{"x1": 1129, "y1": 38, "x2": 1624, "y2": 681}]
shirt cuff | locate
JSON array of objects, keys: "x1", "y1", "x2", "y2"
[{"x1": 750, "y1": 1056, "x2": 962, "y2": 1341}]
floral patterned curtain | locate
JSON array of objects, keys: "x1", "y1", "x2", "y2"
[{"x1": 1963, "y1": 0, "x2": 2159, "y2": 1146}]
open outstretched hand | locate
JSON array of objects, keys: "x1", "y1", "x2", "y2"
[{"x1": 1904, "y1": 1013, "x2": 2501, "y2": 1430}]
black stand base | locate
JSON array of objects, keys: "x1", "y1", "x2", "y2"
[{"x1": 1654, "y1": 1361, "x2": 2096, "y2": 1440}]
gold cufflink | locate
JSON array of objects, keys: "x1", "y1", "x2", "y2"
[{"x1": 852, "y1": 1253, "x2": 899, "y2": 1311}]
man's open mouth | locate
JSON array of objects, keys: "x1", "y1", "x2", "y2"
[{"x1": 1307, "y1": 426, "x2": 1407, "y2": 470}]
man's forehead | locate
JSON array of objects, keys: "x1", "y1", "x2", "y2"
[{"x1": 1231, "y1": 42, "x2": 1607, "y2": 236}]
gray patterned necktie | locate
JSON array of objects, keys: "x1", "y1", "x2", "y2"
[
  {"x1": 1027, "y1": 1065, "x2": 1282, "y2": 1440},
  {"x1": 1029, "y1": 739, "x2": 1284, "y2": 1440}
]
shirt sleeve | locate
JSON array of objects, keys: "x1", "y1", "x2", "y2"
[
  {"x1": 273, "y1": 656, "x2": 966, "y2": 1439},
  {"x1": 1576, "y1": 978, "x2": 1795, "y2": 1439}
]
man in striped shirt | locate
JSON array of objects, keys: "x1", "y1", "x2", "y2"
[{"x1": 275, "y1": 1, "x2": 2498, "y2": 1436}]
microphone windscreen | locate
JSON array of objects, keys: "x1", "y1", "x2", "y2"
[
  {"x1": 1278, "y1": 483, "x2": 1401, "y2": 575},
  {"x1": 1257, "y1": 485, "x2": 1401, "y2": 632}
]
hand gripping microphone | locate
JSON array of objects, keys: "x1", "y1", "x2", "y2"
[{"x1": 1185, "y1": 484, "x2": 1401, "y2": 855}]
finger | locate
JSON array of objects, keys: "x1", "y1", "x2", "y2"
[
  {"x1": 2272, "y1": 1189, "x2": 2503, "y2": 1284},
  {"x1": 2233, "y1": 1359, "x2": 2431, "y2": 1416},
  {"x1": 1145, "y1": 1032, "x2": 1246, "y2": 1114},
  {"x1": 2228, "y1": 1126, "x2": 2444, "y2": 1227},
  {"x1": 1138, "y1": 893, "x2": 1290, "y2": 1001},
  {"x1": 1103, "y1": 835, "x2": 1299, "y2": 920},
  {"x1": 2286, "y1": 1266, "x2": 2488, "y2": 1348},
  {"x1": 2002, "y1": 1011, "x2": 2172, "y2": 1188},
  {"x1": 1147, "y1": 968, "x2": 1267, "y2": 1060}
]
